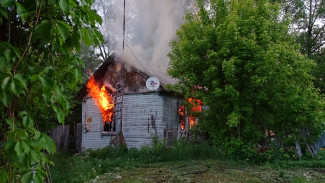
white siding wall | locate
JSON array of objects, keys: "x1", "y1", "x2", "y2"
[
  {"x1": 81, "y1": 98, "x2": 115, "y2": 151},
  {"x1": 122, "y1": 93, "x2": 164, "y2": 148},
  {"x1": 81, "y1": 93, "x2": 182, "y2": 150}
]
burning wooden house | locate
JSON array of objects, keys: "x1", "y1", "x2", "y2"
[{"x1": 76, "y1": 54, "x2": 201, "y2": 151}]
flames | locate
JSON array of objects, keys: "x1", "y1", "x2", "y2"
[
  {"x1": 178, "y1": 98, "x2": 202, "y2": 130},
  {"x1": 178, "y1": 106, "x2": 185, "y2": 130},
  {"x1": 189, "y1": 98, "x2": 202, "y2": 128},
  {"x1": 87, "y1": 75, "x2": 114, "y2": 123},
  {"x1": 86, "y1": 71, "x2": 202, "y2": 130}
]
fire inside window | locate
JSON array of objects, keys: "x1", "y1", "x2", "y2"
[
  {"x1": 178, "y1": 106, "x2": 185, "y2": 130},
  {"x1": 189, "y1": 98, "x2": 202, "y2": 128},
  {"x1": 86, "y1": 74, "x2": 115, "y2": 133},
  {"x1": 178, "y1": 98, "x2": 203, "y2": 130},
  {"x1": 101, "y1": 96, "x2": 115, "y2": 132},
  {"x1": 102, "y1": 96, "x2": 115, "y2": 132}
]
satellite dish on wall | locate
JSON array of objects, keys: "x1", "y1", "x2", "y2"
[{"x1": 146, "y1": 77, "x2": 160, "y2": 91}]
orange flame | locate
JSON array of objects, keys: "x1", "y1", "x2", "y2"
[
  {"x1": 188, "y1": 98, "x2": 202, "y2": 128},
  {"x1": 189, "y1": 116, "x2": 196, "y2": 128},
  {"x1": 87, "y1": 75, "x2": 114, "y2": 123},
  {"x1": 178, "y1": 106, "x2": 185, "y2": 130}
]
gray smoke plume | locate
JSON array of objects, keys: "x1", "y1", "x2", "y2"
[{"x1": 97, "y1": 0, "x2": 189, "y2": 85}]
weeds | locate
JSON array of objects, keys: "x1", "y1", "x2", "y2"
[
  {"x1": 50, "y1": 139, "x2": 224, "y2": 182},
  {"x1": 50, "y1": 139, "x2": 325, "y2": 183}
]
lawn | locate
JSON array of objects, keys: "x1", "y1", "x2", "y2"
[
  {"x1": 50, "y1": 143, "x2": 325, "y2": 183},
  {"x1": 84, "y1": 160, "x2": 325, "y2": 183}
]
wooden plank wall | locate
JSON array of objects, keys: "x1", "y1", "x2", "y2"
[
  {"x1": 81, "y1": 98, "x2": 114, "y2": 151},
  {"x1": 49, "y1": 125, "x2": 70, "y2": 152},
  {"x1": 81, "y1": 93, "x2": 183, "y2": 150},
  {"x1": 163, "y1": 96, "x2": 182, "y2": 131},
  {"x1": 163, "y1": 96, "x2": 183, "y2": 145},
  {"x1": 122, "y1": 93, "x2": 164, "y2": 148},
  {"x1": 76, "y1": 123, "x2": 82, "y2": 152}
]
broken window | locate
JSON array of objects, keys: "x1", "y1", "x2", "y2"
[
  {"x1": 101, "y1": 97, "x2": 117, "y2": 135},
  {"x1": 103, "y1": 121, "x2": 116, "y2": 132}
]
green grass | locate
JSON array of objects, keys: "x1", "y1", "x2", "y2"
[{"x1": 50, "y1": 141, "x2": 325, "y2": 183}]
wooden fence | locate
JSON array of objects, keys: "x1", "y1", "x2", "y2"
[{"x1": 49, "y1": 125, "x2": 70, "y2": 152}]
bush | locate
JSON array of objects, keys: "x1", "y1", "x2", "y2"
[
  {"x1": 263, "y1": 147, "x2": 298, "y2": 163},
  {"x1": 223, "y1": 138, "x2": 263, "y2": 163},
  {"x1": 221, "y1": 138, "x2": 300, "y2": 164},
  {"x1": 315, "y1": 149, "x2": 325, "y2": 161}
]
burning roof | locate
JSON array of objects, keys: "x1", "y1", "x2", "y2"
[{"x1": 76, "y1": 53, "x2": 174, "y2": 100}]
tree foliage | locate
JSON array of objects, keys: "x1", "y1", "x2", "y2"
[
  {"x1": 168, "y1": 0, "x2": 325, "y2": 148},
  {"x1": 273, "y1": 0, "x2": 325, "y2": 55},
  {"x1": 272, "y1": 0, "x2": 325, "y2": 94},
  {"x1": 0, "y1": 0, "x2": 102, "y2": 182},
  {"x1": 78, "y1": 43, "x2": 103, "y2": 82}
]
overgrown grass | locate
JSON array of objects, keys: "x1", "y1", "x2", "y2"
[
  {"x1": 79, "y1": 138, "x2": 224, "y2": 163},
  {"x1": 50, "y1": 139, "x2": 224, "y2": 182},
  {"x1": 50, "y1": 139, "x2": 325, "y2": 183},
  {"x1": 276, "y1": 150, "x2": 325, "y2": 169}
]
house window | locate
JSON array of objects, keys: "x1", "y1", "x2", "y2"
[
  {"x1": 101, "y1": 118, "x2": 116, "y2": 135},
  {"x1": 101, "y1": 97, "x2": 116, "y2": 135},
  {"x1": 103, "y1": 121, "x2": 115, "y2": 132}
]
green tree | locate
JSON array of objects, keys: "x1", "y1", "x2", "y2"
[
  {"x1": 272, "y1": 0, "x2": 325, "y2": 94},
  {"x1": 0, "y1": 0, "x2": 103, "y2": 182},
  {"x1": 273, "y1": 0, "x2": 325, "y2": 56},
  {"x1": 168, "y1": 0, "x2": 324, "y2": 150},
  {"x1": 78, "y1": 43, "x2": 103, "y2": 82}
]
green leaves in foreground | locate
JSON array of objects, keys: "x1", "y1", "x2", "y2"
[
  {"x1": 57, "y1": 20, "x2": 71, "y2": 41},
  {"x1": 0, "y1": 0, "x2": 103, "y2": 182},
  {"x1": 3, "y1": 123, "x2": 55, "y2": 183},
  {"x1": 35, "y1": 20, "x2": 52, "y2": 42},
  {"x1": 59, "y1": 0, "x2": 70, "y2": 13}
]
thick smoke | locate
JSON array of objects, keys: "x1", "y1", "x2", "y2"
[{"x1": 100, "y1": 0, "x2": 187, "y2": 85}]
